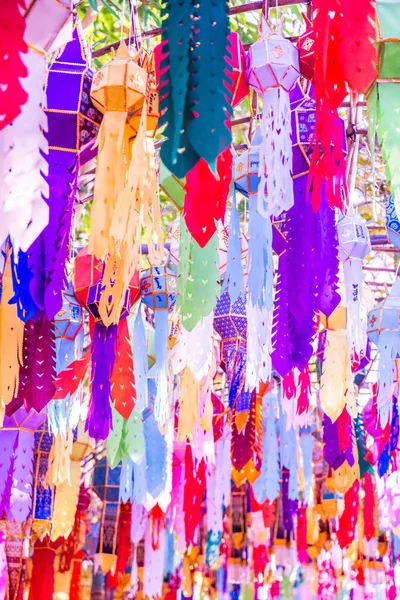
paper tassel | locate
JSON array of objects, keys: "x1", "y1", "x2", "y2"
[
  {"x1": 0, "y1": 49, "x2": 49, "y2": 253},
  {"x1": 315, "y1": 191, "x2": 340, "y2": 317},
  {"x1": 86, "y1": 322, "x2": 117, "y2": 440},
  {"x1": 177, "y1": 216, "x2": 220, "y2": 332},
  {"x1": 132, "y1": 305, "x2": 148, "y2": 412},
  {"x1": 260, "y1": 88, "x2": 293, "y2": 217}
]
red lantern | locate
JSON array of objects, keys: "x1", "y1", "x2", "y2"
[
  {"x1": 74, "y1": 247, "x2": 140, "y2": 324},
  {"x1": 297, "y1": 14, "x2": 315, "y2": 82}
]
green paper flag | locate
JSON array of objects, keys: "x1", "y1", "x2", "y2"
[{"x1": 177, "y1": 216, "x2": 220, "y2": 331}]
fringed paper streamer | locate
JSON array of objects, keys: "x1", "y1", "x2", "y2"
[
  {"x1": 5, "y1": 521, "x2": 27, "y2": 600},
  {"x1": 86, "y1": 322, "x2": 117, "y2": 440},
  {"x1": 261, "y1": 86, "x2": 293, "y2": 216},
  {"x1": 183, "y1": 446, "x2": 206, "y2": 547},
  {"x1": 363, "y1": 472, "x2": 377, "y2": 542},
  {"x1": 231, "y1": 389, "x2": 262, "y2": 488},
  {"x1": 107, "y1": 408, "x2": 144, "y2": 469},
  {"x1": 143, "y1": 514, "x2": 166, "y2": 598},
  {"x1": 170, "y1": 445, "x2": 186, "y2": 551},
  {"x1": 222, "y1": 189, "x2": 245, "y2": 303},
  {"x1": 279, "y1": 405, "x2": 299, "y2": 502},
  {"x1": 252, "y1": 387, "x2": 280, "y2": 504},
  {"x1": 281, "y1": 468, "x2": 296, "y2": 532},
  {"x1": 103, "y1": 132, "x2": 164, "y2": 327},
  {"x1": 52, "y1": 352, "x2": 90, "y2": 401},
  {"x1": 9, "y1": 248, "x2": 38, "y2": 322},
  {"x1": 355, "y1": 412, "x2": 374, "y2": 478},
  {"x1": 184, "y1": 148, "x2": 232, "y2": 248},
  {"x1": 246, "y1": 183, "x2": 273, "y2": 387},
  {"x1": 0, "y1": 48, "x2": 49, "y2": 254},
  {"x1": 315, "y1": 190, "x2": 341, "y2": 317},
  {"x1": 323, "y1": 409, "x2": 354, "y2": 471},
  {"x1": 177, "y1": 216, "x2": 220, "y2": 332},
  {"x1": 106, "y1": 502, "x2": 132, "y2": 590},
  {"x1": 177, "y1": 367, "x2": 200, "y2": 443},
  {"x1": 110, "y1": 319, "x2": 135, "y2": 419},
  {"x1": 132, "y1": 304, "x2": 149, "y2": 413},
  {"x1": 0, "y1": 0, "x2": 27, "y2": 131},
  {"x1": 320, "y1": 329, "x2": 352, "y2": 422},
  {"x1": 307, "y1": 2, "x2": 347, "y2": 211},
  {"x1": 144, "y1": 408, "x2": 167, "y2": 501},
  {"x1": 154, "y1": 309, "x2": 169, "y2": 425},
  {"x1": 28, "y1": 538, "x2": 56, "y2": 600},
  {"x1": 92, "y1": 458, "x2": 122, "y2": 575},
  {"x1": 300, "y1": 429, "x2": 314, "y2": 507},
  {"x1": 50, "y1": 459, "x2": 80, "y2": 541},
  {"x1": 317, "y1": 557, "x2": 337, "y2": 600},
  {"x1": 337, "y1": 480, "x2": 360, "y2": 549},
  {"x1": 0, "y1": 249, "x2": 24, "y2": 414},
  {"x1": 337, "y1": 0, "x2": 377, "y2": 94},
  {"x1": 159, "y1": 0, "x2": 232, "y2": 177},
  {"x1": 0, "y1": 532, "x2": 6, "y2": 600},
  {"x1": 15, "y1": 315, "x2": 56, "y2": 414},
  {"x1": 130, "y1": 503, "x2": 146, "y2": 591}
]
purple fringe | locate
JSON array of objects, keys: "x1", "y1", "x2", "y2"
[
  {"x1": 85, "y1": 322, "x2": 118, "y2": 440},
  {"x1": 314, "y1": 190, "x2": 340, "y2": 317}
]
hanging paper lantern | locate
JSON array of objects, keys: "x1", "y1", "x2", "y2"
[
  {"x1": 74, "y1": 248, "x2": 140, "y2": 323},
  {"x1": 246, "y1": 15, "x2": 300, "y2": 216},
  {"x1": 234, "y1": 127, "x2": 263, "y2": 197},
  {"x1": 54, "y1": 284, "x2": 83, "y2": 342},
  {"x1": 386, "y1": 195, "x2": 400, "y2": 249},
  {"x1": 297, "y1": 14, "x2": 315, "y2": 81},
  {"x1": 367, "y1": 278, "x2": 400, "y2": 427},
  {"x1": 92, "y1": 458, "x2": 123, "y2": 575},
  {"x1": 19, "y1": 30, "x2": 102, "y2": 320},
  {"x1": 0, "y1": 1, "x2": 73, "y2": 255},
  {"x1": 337, "y1": 205, "x2": 371, "y2": 353},
  {"x1": 140, "y1": 265, "x2": 177, "y2": 424},
  {"x1": 74, "y1": 247, "x2": 140, "y2": 439},
  {"x1": 214, "y1": 291, "x2": 251, "y2": 414}
]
